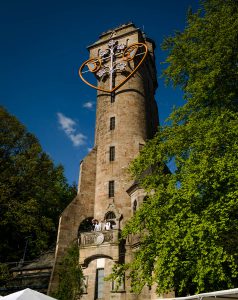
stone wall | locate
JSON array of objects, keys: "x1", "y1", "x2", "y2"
[
  {"x1": 48, "y1": 23, "x2": 162, "y2": 299},
  {"x1": 48, "y1": 148, "x2": 97, "y2": 294},
  {"x1": 90, "y1": 25, "x2": 158, "y2": 229}
]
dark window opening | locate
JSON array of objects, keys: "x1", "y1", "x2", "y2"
[
  {"x1": 78, "y1": 217, "x2": 94, "y2": 233},
  {"x1": 111, "y1": 92, "x2": 115, "y2": 103},
  {"x1": 109, "y1": 181, "x2": 114, "y2": 198},
  {"x1": 109, "y1": 146, "x2": 115, "y2": 161},
  {"x1": 133, "y1": 200, "x2": 137, "y2": 214},
  {"x1": 105, "y1": 211, "x2": 116, "y2": 220},
  {"x1": 110, "y1": 117, "x2": 115, "y2": 130}
]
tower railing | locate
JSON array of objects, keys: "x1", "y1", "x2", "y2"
[{"x1": 79, "y1": 229, "x2": 120, "y2": 247}]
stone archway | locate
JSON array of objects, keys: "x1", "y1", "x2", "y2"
[
  {"x1": 78, "y1": 217, "x2": 94, "y2": 233},
  {"x1": 104, "y1": 203, "x2": 122, "y2": 229}
]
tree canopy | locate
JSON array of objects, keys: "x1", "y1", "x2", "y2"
[
  {"x1": 0, "y1": 107, "x2": 76, "y2": 262},
  {"x1": 114, "y1": 0, "x2": 238, "y2": 296}
]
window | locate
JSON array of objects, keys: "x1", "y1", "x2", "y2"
[
  {"x1": 95, "y1": 268, "x2": 104, "y2": 299},
  {"x1": 110, "y1": 117, "x2": 115, "y2": 130},
  {"x1": 133, "y1": 200, "x2": 137, "y2": 214},
  {"x1": 109, "y1": 146, "x2": 115, "y2": 161},
  {"x1": 109, "y1": 181, "x2": 114, "y2": 198},
  {"x1": 78, "y1": 217, "x2": 94, "y2": 233},
  {"x1": 111, "y1": 92, "x2": 115, "y2": 103},
  {"x1": 105, "y1": 211, "x2": 116, "y2": 229},
  {"x1": 105, "y1": 211, "x2": 116, "y2": 220}
]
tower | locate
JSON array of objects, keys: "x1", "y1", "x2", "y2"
[{"x1": 49, "y1": 23, "x2": 160, "y2": 299}]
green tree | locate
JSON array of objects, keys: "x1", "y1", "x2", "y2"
[
  {"x1": 0, "y1": 107, "x2": 76, "y2": 262},
  {"x1": 52, "y1": 242, "x2": 84, "y2": 300},
  {"x1": 0, "y1": 263, "x2": 11, "y2": 286},
  {"x1": 112, "y1": 0, "x2": 238, "y2": 296}
]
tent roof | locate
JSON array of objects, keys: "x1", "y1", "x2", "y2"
[
  {"x1": 2, "y1": 288, "x2": 57, "y2": 300},
  {"x1": 162, "y1": 288, "x2": 238, "y2": 300}
]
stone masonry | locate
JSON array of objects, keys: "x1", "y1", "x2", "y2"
[{"x1": 48, "y1": 23, "x2": 173, "y2": 300}]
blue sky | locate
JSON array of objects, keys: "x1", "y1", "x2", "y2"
[{"x1": 0, "y1": 0, "x2": 200, "y2": 184}]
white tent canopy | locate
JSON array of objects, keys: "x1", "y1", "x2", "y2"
[
  {"x1": 160, "y1": 288, "x2": 238, "y2": 300},
  {"x1": 2, "y1": 288, "x2": 57, "y2": 300}
]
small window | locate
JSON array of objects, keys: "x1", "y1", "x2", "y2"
[
  {"x1": 111, "y1": 92, "x2": 115, "y2": 103},
  {"x1": 133, "y1": 200, "x2": 137, "y2": 214},
  {"x1": 109, "y1": 181, "x2": 114, "y2": 198},
  {"x1": 139, "y1": 143, "x2": 145, "y2": 151},
  {"x1": 110, "y1": 117, "x2": 115, "y2": 130},
  {"x1": 109, "y1": 146, "x2": 115, "y2": 161}
]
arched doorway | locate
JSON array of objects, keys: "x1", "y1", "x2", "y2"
[{"x1": 78, "y1": 217, "x2": 94, "y2": 233}]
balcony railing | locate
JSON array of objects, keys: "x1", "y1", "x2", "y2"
[{"x1": 79, "y1": 229, "x2": 120, "y2": 247}]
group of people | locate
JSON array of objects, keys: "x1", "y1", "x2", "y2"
[{"x1": 92, "y1": 219, "x2": 113, "y2": 231}]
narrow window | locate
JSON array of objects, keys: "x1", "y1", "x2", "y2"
[
  {"x1": 111, "y1": 92, "x2": 115, "y2": 103},
  {"x1": 109, "y1": 181, "x2": 114, "y2": 198},
  {"x1": 95, "y1": 268, "x2": 104, "y2": 299},
  {"x1": 110, "y1": 117, "x2": 115, "y2": 130},
  {"x1": 133, "y1": 200, "x2": 137, "y2": 214},
  {"x1": 109, "y1": 146, "x2": 115, "y2": 161}
]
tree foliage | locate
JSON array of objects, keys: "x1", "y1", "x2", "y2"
[
  {"x1": 0, "y1": 263, "x2": 11, "y2": 286},
  {"x1": 51, "y1": 242, "x2": 84, "y2": 300},
  {"x1": 0, "y1": 107, "x2": 77, "y2": 262},
  {"x1": 113, "y1": 0, "x2": 238, "y2": 296}
]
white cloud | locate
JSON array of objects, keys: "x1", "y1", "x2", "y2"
[
  {"x1": 57, "y1": 112, "x2": 87, "y2": 147},
  {"x1": 83, "y1": 101, "x2": 94, "y2": 109}
]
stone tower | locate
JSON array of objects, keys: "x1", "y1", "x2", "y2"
[{"x1": 49, "y1": 23, "x2": 162, "y2": 300}]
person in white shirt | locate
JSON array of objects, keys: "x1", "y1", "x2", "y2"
[
  {"x1": 105, "y1": 221, "x2": 111, "y2": 230},
  {"x1": 94, "y1": 220, "x2": 101, "y2": 231}
]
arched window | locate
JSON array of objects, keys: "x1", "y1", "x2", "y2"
[
  {"x1": 78, "y1": 217, "x2": 94, "y2": 233},
  {"x1": 105, "y1": 211, "x2": 116, "y2": 220},
  {"x1": 104, "y1": 211, "x2": 117, "y2": 230},
  {"x1": 133, "y1": 200, "x2": 137, "y2": 214}
]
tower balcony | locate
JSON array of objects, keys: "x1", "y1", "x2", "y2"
[
  {"x1": 78, "y1": 229, "x2": 121, "y2": 266},
  {"x1": 79, "y1": 229, "x2": 120, "y2": 247}
]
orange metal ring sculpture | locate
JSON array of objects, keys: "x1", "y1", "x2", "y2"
[{"x1": 79, "y1": 42, "x2": 148, "y2": 93}]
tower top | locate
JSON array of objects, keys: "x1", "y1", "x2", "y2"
[
  {"x1": 100, "y1": 22, "x2": 136, "y2": 37},
  {"x1": 87, "y1": 22, "x2": 156, "y2": 50}
]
